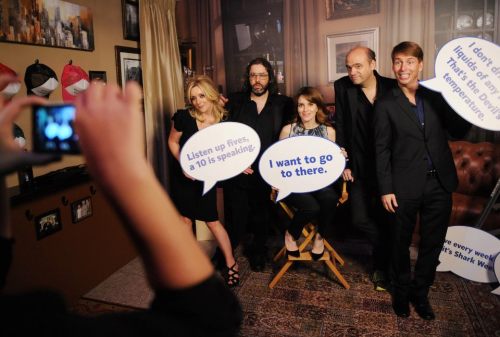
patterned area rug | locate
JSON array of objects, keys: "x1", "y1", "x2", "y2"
[
  {"x1": 233, "y1": 239, "x2": 500, "y2": 337},
  {"x1": 72, "y1": 239, "x2": 500, "y2": 337}
]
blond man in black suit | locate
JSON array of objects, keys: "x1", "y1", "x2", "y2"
[{"x1": 374, "y1": 41, "x2": 470, "y2": 320}]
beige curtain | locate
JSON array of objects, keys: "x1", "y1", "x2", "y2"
[
  {"x1": 139, "y1": 0, "x2": 185, "y2": 188},
  {"x1": 381, "y1": 0, "x2": 435, "y2": 79},
  {"x1": 283, "y1": 0, "x2": 309, "y2": 96}
]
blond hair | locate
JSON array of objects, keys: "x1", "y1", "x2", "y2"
[{"x1": 186, "y1": 75, "x2": 227, "y2": 123}]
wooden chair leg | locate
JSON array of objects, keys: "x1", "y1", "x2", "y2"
[
  {"x1": 270, "y1": 194, "x2": 351, "y2": 290},
  {"x1": 324, "y1": 241, "x2": 345, "y2": 266},
  {"x1": 299, "y1": 230, "x2": 315, "y2": 250},
  {"x1": 325, "y1": 259, "x2": 350, "y2": 289},
  {"x1": 274, "y1": 246, "x2": 286, "y2": 262},
  {"x1": 273, "y1": 227, "x2": 314, "y2": 262},
  {"x1": 269, "y1": 260, "x2": 294, "y2": 289}
]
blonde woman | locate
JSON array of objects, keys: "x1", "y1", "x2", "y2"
[{"x1": 168, "y1": 75, "x2": 239, "y2": 287}]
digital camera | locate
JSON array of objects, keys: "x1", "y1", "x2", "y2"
[{"x1": 32, "y1": 104, "x2": 80, "y2": 154}]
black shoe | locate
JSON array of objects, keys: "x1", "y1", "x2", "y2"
[
  {"x1": 392, "y1": 297, "x2": 410, "y2": 318},
  {"x1": 311, "y1": 235, "x2": 325, "y2": 261},
  {"x1": 410, "y1": 296, "x2": 435, "y2": 320},
  {"x1": 310, "y1": 248, "x2": 324, "y2": 261},
  {"x1": 372, "y1": 270, "x2": 388, "y2": 292},
  {"x1": 224, "y1": 263, "x2": 240, "y2": 288},
  {"x1": 286, "y1": 249, "x2": 300, "y2": 258},
  {"x1": 284, "y1": 231, "x2": 299, "y2": 258},
  {"x1": 249, "y1": 253, "x2": 266, "y2": 272}
]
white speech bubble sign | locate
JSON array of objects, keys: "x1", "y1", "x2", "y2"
[
  {"x1": 437, "y1": 226, "x2": 500, "y2": 284},
  {"x1": 258, "y1": 136, "x2": 345, "y2": 202},
  {"x1": 179, "y1": 122, "x2": 261, "y2": 194},
  {"x1": 420, "y1": 37, "x2": 500, "y2": 131},
  {"x1": 493, "y1": 254, "x2": 500, "y2": 295}
]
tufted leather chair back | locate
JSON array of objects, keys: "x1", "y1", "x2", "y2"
[
  {"x1": 450, "y1": 141, "x2": 500, "y2": 196},
  {"x1": 448, "y1": 141, "x2": 500, "y2": 231}
]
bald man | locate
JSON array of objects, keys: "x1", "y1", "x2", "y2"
[{"x1": 334, "y1": 46, "x2": 396, "y2": 291}]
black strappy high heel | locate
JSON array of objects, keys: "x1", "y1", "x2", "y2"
[{"x1": 225, "y1": 263, "x2": 240, "y2": 287}]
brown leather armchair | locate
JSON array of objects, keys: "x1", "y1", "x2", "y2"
[{"x1": 448, "y1": 141, "x2": 500, "y2": 233}]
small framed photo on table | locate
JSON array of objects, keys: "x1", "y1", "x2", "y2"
[{"x1": 71, "y1": 197, "x2": 93, "y2": 223}]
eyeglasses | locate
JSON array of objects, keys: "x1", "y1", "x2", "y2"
[{"x1": 249, "y1": 73, "x2": 269, "y2": 79}]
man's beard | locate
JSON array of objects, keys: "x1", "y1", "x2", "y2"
[{"x1": 251, "y1": 83, "x2": 269, "y2": 96}]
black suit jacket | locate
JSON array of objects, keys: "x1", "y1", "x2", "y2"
[
  {"x1": 373, "y1": 85, "x2": 470, "y2": 199},
  {"x1": 334, "y1": 72, "x2": 397, "y2": 178},
  {"x1": 226, "y1": 92, "x2": 294, "y2": 155},
  {"x1": 225, "y1": 91, "x2": 294, "y2": 187}
]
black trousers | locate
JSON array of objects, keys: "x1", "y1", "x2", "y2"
[
  {"x1": 390, "y1": 175, "x2": 452, "y2": 300},
  {"x1": 224, "y1": 174, "x2": 271, "y2": 255},
  {"x1": 285, "y1": 185, "x2": 338, "y2": 240},
  {"x1": 349, "y1": 179, "x2": 391, "y2": 273}
]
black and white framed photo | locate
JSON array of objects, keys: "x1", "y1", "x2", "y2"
[
  {"x1": 122, "y1": 0, "x2": 139, "y2": 41},
  {"x1": 34, "y1": 209, "x2": 62, "y2": 240},
  {"x1": 115, "y1": 46, "x2": 142, "y2": 88},
  {"x1": 71, "y1": 197, "x2": 93, "y2": 223}
]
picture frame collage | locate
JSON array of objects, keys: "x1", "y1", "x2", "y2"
[{"x1": 34, "y1": 196, "x2": 93, "y2": 240}]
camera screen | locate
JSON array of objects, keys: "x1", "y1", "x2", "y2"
[{"x1": 33, "y1": 104, "x2": 80, "y2": 154}]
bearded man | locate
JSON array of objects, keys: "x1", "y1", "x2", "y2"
[{"x1": 223, "y1": 57, "x2": 294, "y2": 271}]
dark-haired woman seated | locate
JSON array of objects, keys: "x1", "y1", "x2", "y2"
[{"x1": 279, "y1": 86, "x2": 342, "y2": 260}]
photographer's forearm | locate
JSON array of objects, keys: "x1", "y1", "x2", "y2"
[{"x1": 99, "y1": 164, "x2": 214, "y2": 290}]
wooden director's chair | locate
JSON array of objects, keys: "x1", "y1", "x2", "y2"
[{"x1": 269, "y1": 182, "x2": 350, "y2": 289}]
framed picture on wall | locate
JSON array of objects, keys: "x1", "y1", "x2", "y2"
[
  {"x1": 34, "y1": 209, "x2": 62, "y2": 240},
  {"x1": 115, "y1": 46, "x2": 142, "y2": 88},
  {"x1": 122, "y1": 0, "x2": 140, "y2": 41},
  {"x1": 0, "y1": 0, "x2": 94, "y2": 51},
  {"x1": 326, "y1": 27, "x2": 379, "y2": 82},
  {"x1": 326, "y1": 0, "x2": 379, "y2": 20},
  {"x1": 88, "y1": 71, "x2": 107, "y2": 83},
  {"x1": 71, "y1": 197, "x2": 93, "y2": 223}
]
